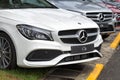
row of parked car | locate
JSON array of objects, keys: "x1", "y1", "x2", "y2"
[
  {"x1": 48, "y1": 0, "x2": 120, "y2": 37},
  {"x1": 0, "y1": 0, "x2": 119, "y2": 69}
]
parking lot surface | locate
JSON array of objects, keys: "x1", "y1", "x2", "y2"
[{"x1": 98, "y1": 48, "x2": 120, "y2": 80}]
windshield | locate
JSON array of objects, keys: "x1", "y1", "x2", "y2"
[
  {"x1": 89, "y1": 0, "x2": 116, "y2": 2},
  {"x1": 87, "y1": 0, "x2": 104, "y2": 2},
  {"x1": 52, "y1": 0, "x2": 103, "y2": 2},
  {"x1": 0, "y1": 0, "x2": 57, "y2": 9}
]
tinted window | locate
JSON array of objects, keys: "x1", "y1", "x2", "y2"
[{"x1": 0, "y1": 0, "x2": 56, "y2": 9}]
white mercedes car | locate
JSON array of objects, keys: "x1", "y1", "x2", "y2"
[{"x1": 0, "y1": 0, "x2": 103, "y2": 69}]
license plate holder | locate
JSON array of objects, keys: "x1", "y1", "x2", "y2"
[
  {"x1": 71, "y1": 44, "x2": 94, "y2": 54},
  {"x1": 98, "y1": 23, "x2": 109, "y2": 28}
]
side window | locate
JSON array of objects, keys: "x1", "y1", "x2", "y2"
[{"x1": 0, "y1": 0, "x2": 10, "y2": 8}]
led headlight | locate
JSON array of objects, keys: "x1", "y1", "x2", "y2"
[{"x1": 17, "y1": 24, "x2": 53, "y2": 41}]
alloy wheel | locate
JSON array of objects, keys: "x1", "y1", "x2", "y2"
[{"x1": 0, "y1": 37, "x2": 12, "y2": 69}]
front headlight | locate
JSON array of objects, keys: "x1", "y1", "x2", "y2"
[
  {"x1": 114, "y1": 13, "x2": 118, "y2": 18},
  {"x1": 17, "y1": 24, "x2": 53, "y2": 41}
]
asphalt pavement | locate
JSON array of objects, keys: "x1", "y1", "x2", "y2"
[{"x1": 98, "y1": 47, "x2": 120, "y2": 80}]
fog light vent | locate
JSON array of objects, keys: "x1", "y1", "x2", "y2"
[{"x1": 26, "y1": 50, "x2": 63, "y2": 61}]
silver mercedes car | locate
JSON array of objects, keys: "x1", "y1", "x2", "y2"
[{"x1": 48, "y1": 0, "x2": 115, "y2": 38}]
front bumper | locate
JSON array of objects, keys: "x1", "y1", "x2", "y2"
[
  {"x1": 24, "y1": 50, "x2": 102, "y2": 68},
  {"x1": 15, "y1": 33, "x2": 103, "y2": 68}
]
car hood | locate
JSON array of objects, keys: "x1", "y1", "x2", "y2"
[
  {"x1": 0, "y1": 9, "x2": 98, "y2": 31},
  {"x1": 48, "y1": 0, "x2": 112, "y2": 13}
]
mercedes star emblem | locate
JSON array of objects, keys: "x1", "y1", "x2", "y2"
[
  {"x1": 98, "y1": 13, "x2": 104, "y2": 21},
  {"x1": 77, "y1": 30, "x2": 88, "y2": 43}
]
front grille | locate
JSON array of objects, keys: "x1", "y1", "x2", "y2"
[
  {"x1": 58, "y1": 28, "x2": 98, "y2": 44},
  {"x1": 60, "y1": 35, "x2": 97, "y2": 44},
  {"x1": 117, "y1": 13, "x2": 120, "y2": 18},
  {"x1": 86, "y1": 12, "x2": 113, "y2": 22},
  {"x1": 58, "y1": 28, "x2": 97, "y2": 36}
]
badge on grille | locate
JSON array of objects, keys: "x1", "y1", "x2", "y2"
[
  {"x1": 77, "y1": 30, "x2": 88, "y2": 43},
  {"x1": 98, "y1": 13, "x2": 104, "y2": 21}
]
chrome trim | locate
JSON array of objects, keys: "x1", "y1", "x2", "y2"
[{"x1": 59, "y1": 33, "x2": 98, "y2": 38}]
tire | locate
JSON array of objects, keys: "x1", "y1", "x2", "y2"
[
  {"x1": 0, "y1": 32, "x2": 16, "y2": 69},
  {"x1": 102, "y1": 34, "x2": 110, "y2": 40}
]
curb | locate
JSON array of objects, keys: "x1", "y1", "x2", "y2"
[
  {"x1": 110, "y1": 33, "x2": 120, "y2": 49},
  {"x1": 86, "y1": 64, "x2": 104, "y2": 80}
]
